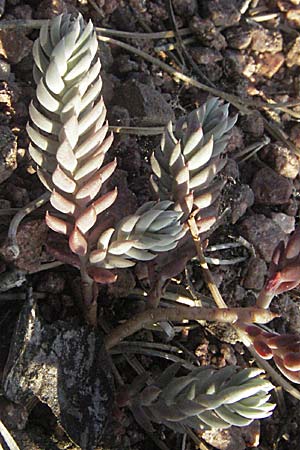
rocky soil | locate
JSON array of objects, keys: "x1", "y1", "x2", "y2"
[{"x1": 1, "y1": 0, "x2": 300, "y2": 449}]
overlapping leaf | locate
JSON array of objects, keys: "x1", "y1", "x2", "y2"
[
  {"x1": 245, "y1": 324, "x2": 300, "y2": 384},
  {"x1": 150, "y1": 98, "x2": 237, "y2": 231},
  {"x1": 27, "y1": 14, "x2": 185, "y2": 280},
  {"x1": 128, "y1": 364, "x2": 275, "y2": 433}
]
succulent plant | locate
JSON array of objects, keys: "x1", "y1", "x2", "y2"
[
  {"x1": 257, "y1": 227, "x2": 300, "y2": 308},
  {"x1": 27, "y1": 14, "x2": 185, "y2": 287},
  {"x1": 150, "y1": 98, "x2": 237, "y2": 231},
  {"x1": 122, "y1": 363, "x2": 275, "y2": 433},
  {"x1": 244, "y1": 325, "x2": 300, "y2": 384}
]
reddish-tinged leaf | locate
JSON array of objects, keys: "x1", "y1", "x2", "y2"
[
  {"x1": 75, "y1": 173, "x2": 103, "y2": 206},
  {"x1": 69, "y1": 226, "x2": 88, "y2": 255},
  {"x1": 196, "y1": 216, "x2": 216, "y2": 234},
  {"x1": 285, "y1": 229, "x2": 300, "y2": 259},
  {"x1": 87, "y1": 266, "x2": 117, "y2": 284},
  {"x1": 273, "y1": 355, "x2": 300, "y2": 384},
  {"x1": 52, "y1": 165, "x2": 77, "y2": 193},
  {"x1": 93, "y1": 188, "x2": 118, "y2": 215},
  {"x1": 271, "y1": 241, "x2": 285, "y2": 267},
  {"x1": 89, "y1": 248, "x2": 107, "y2": 264},
  {"x1": 253, "y1": 340, "x2": 273, "y2": 359},
  {"x1": 76, "y1": 205, "x2": 97, "y2": 234},
  {"x1": 245, "y1": 325, "x2": 262, "y2": 337},
  {"x1": 93, "y1": 132, "x2": 114, "y2": 158},
  {"x1": 50, "y1": 190, "x2": 76, "y2": 215},
  {"x1": 74, "y1": 152, "x2": 105, "y2": 181},
  {"x1": 98, "y1": 159, "x2": 117, "y2": 184},
  {"x1": 267, "y1": 334, "x2": 300, "y2": 349},
  {"x1": 283, "y1": 352, "x2": 300, "y2": 371},
  {"x1": 46, "y1": 211, "x2": 72, "y2": 235}
]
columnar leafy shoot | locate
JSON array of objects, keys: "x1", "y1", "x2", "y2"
[
  {"x1": 125, "y1": 364, "x2": 275, "y2": 433},
  {"x1": 151, "y1": 98, "x2": 237, "y2": 232},
  {"x1": 27, "y1": 14, "x2": 185, "y2": 285}
]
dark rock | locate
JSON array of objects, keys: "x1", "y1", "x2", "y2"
[
  {"x1": 0, "y1": 29, "x2": 32, "y2": 64},
  {"x1": 0, "y1": 58, "x2": 10, "y2": 82},
  {"x1": 190, "y1": 16, "x2": 227, "y2": 50},
  {"x1": 36, "y1": 272, "x2": 66, "y2": 294},
  {"x1": 231, "y1": 184, "x2": 254, "y2": 224},
  {"x1": 12, "y1": 4, "x2": 32, "y2": 19},
  {"x1": 205, "y1": 0, "x2": 241, "y2": 27},
  {"x1": 190, "y1": 47, "x2": 222, "y2": 65},
  {"x1": 116, "y1": 54, "x2": 139, "y2": 74},
  {"x1": 223, "y1": 158, "x2": 240, "y2": 179},
  {"x1": 225, "y1": 126, "x2": 244, "y2": 153},
  {"x1": 199, "y1": 63, "x2": 223, "y2": 82},
  {"x1": 113, "y1": 79, "x2": 174, "y2": 126},
  {"x1": 251, "y1": 167, "x2": 293, "y2": 204},
  {"x1": 172, "y1": 0, "x2": 197, "y2": 16},
  {"x1": 251, "y1": 29, "x2": 283, "y2": 53},
  {"x1": 239, "y1": 111, "x2": 264, "y2": 137},
  {"x1": 225, "y1": 27, "x2": 253, "y2": 50},
  {"x1": 34, "y1": 0, "x2": 68, "y2": 18},
  {"x1": 243, "y1": 257, "x2": 267, "y2": 290},
  {"x1": 3, "y1": 296, "x2": 113, "y2": 450},
  {"x1": 240, "y1": 214, "x2": 286, "y2": 262},
  {"x1": 0, "y1": 125, "x2": 17, "y2": 183},
  {"x1": 108, "y1": 105, "x2": 131, "y2": 127},
  {"x1": 98, "y1": 41, "x2": 114, "y2": 72}
]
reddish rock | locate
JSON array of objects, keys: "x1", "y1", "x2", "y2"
[
  {"x1": 251, "y1": 167, "x2": 293, "y2": 204},
  {"x1": 256, "y1": 52, "x2": 285, "y2": 78},
  {"x1": 240, "y1": 214, "x2": 287, "y2": 262},
  {"x1": 34, "y1": 0, "x2": 68, "y2": 18},
  {"x1": 0, "y1": 29, "x2": 32, "y2": 64},
  {"x1": 251, "y1": 29, "x2": 283, "y2": 53},
  {"x1": 262, "y1": 143, "x2": 300, "y2": 179},
  {"x1": 287, "y1": 36, "x2": 300, "y2": 67},
  {"x1": 0, "y1": 220, "x2": 48, "y2": 271}
]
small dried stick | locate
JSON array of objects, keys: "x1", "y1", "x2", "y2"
[{"x1": 7, "y1": 192, "x2": 50, "y2": 259}]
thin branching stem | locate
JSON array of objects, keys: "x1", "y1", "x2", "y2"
[{"x1": 104, "y1": 306, "x2": 277, "y2": 350}]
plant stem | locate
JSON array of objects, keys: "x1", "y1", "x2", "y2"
[
  {"x1": 104, "y1": 306, "x2": 278, "y2": 350},
  {"x1": 256, "y1": 287, "x2": 275, "y2": 309},
  {"x1": 187, "y1": 216, "x2": 227, "y2": 309},
  {"x1": 79, "y1": 255, "x2": 97, "y2": 327}
]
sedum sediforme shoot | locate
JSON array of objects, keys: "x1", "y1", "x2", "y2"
[
  {"x1": 125, "y1": 364, "x2": 275, "y2": 433},
  {"x1": 27, "y1": 14, "x2": 185, "y2": 302},
  {"x1": 150, "y1": 98, "x2": 237, "y2": 232}
]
